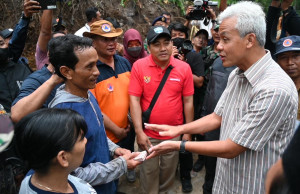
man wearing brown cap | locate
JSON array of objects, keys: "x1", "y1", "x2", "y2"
[{"x1": 83, "y1": 20, "x2": 137, "y2": 182}]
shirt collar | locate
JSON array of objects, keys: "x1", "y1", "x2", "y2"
[
  {"x1": 97, "y1": 55, "x2": 118, "y2": 67},
  {"x1": 235, "y1": 50, "x2": 272, "y2": 87}
]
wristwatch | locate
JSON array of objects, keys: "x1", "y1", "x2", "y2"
[{"x1": 179, "y1": 140, "x2": 187, "y2": 153}]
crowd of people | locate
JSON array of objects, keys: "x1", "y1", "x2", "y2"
[{"x1": 0, "y1": 0, "x2": 300, "y2": 193}]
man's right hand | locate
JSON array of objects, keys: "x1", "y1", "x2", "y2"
[
  {"x1": 24, "y1": 0, "x2": 40, "y2": 18},
  {"x1": 136, "y1": 131, "x2": 152, "y2": 152},
  {"x1": 115, "y1": 125, "x2": 130, "y2": 140},
  {"x1": 186, "y1": 5, "x2": 194, "y2": 18},
  {"x1": 122, "y1": 152, "x2": 143, "y2": 170}
]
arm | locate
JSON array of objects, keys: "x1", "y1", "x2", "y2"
[
  {"x1": 9, "y1": 0, "x2": 40, "y2": 62},
  {"x1": 10, "y1": 74, "x2": 63, "y2": 122},
  {"x1": 193, "y1": 75, "x2": 204, "y2": 88},
  {"x1": 145, "y1": 112, "x2": 221, "y2": 137},
  {"x1": 103, "y1": 113, "x2": 130, "y2": 140},
  {"x1": 37, "y1": 10, "x2": 53, "y2": 52},
  {"x1": 72, "y1": 152, "x2": 141, "y2": 186},
  {"x1": 148, "y1": 138, "x2": 247, "y2": 159},
  {"x1": 182, "y1": 95, "x2": 194, "y2": 141},
  {"x1": 184, "y1": 6, "x2": 194, "y2": 27},
  {"x1": 219, "y1": 0, "x2": 227, "y2": 12},
  {"x1": 130, "y1": 95, "x2": 152, "y2": 151}
]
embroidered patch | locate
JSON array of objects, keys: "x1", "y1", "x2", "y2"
[
  {"x1": 170, "y1": 78, "x2": 180, "y2": 82},
  {"x1": 144, "y1": 76, "x2": 151, "y2": 83},
  {"x1": 107, "y1": 83, "x2": 114, "y2": 92},
  {"x1": 102, "y1": 24, "x2": 111, "y2": 33},
  {"x1": 154, "y1": 27, "x2": 163, "y2": 34},
  {"x1": 283, "y1": 39, "x2": 293, "y2": 47}
]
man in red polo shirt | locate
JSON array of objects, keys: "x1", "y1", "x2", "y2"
[{"x1": 129, "y1": 26, "x2": 194, "y2": 193}]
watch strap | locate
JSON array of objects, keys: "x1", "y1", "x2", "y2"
[{"x1": 180, "y1": 140, "x2": 187, "y2": 153}]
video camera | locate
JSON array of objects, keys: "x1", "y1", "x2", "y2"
[{"x1": 186, "y1": 0, "x2": 218, "y2": 22}]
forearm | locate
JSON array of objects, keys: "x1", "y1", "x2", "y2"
[
  {"x1": 103, "y1": 113, "x2": 123, "y2": 136},
  {"x1": 180, "y1": 112, "x2": 221, "y2": 135},
  {"x1": 193, "y1": 75, "x2": 204, "y2": 88},
  {"x1": 130, "y1": 96, "x2": 143, "y2": 135},
  {"x1": 172, "y1": 139, "x2": 246, "y2": 159},
  {"x1": 9, "y1": 17, "x2": 30, "y2": 62},
  {"x1": 11, "y1": 78, "x2": 57, "y2": 122},
  {"x1": 72, "y1": 157, "x2": 127, "y2": 186},
  {"x1": 38, "y1": 10, "x2": 53, "y2": 52}
]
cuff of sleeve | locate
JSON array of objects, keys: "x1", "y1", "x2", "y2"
[{"x1": 119, "y1": 156, "x2": 128, "y2": 173}]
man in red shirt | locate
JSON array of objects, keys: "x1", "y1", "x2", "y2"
[{"x1": 129, "y1": 26, "x2": 194, "y2": 193}]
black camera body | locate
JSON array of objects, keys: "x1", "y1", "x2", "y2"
[
  {"x1": 186, "y1": 0, "x2": 218, "y2": 21},
  {"x1": 173, "y1": 39, "x2": 194, "y2": 58}
]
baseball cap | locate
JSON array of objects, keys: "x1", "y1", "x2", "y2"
[
  {"x1": 52, "y1": 17, "x2": 67, "y2": 28},
  {"x1": 83, "y1": 20, "x2": 123, "y2": 38},
  {"x1": 194, "y1": 29, "x2": 209, "y2": 40},
  {"x1": 274, "y1": 35, "x2": 300, "y2": 56},
  {"x1": 0, "y1": 115, "x2": 14, "y2": 153},
  {"x1": 147, "y1": 26, "x2": 171, "y2": 45},
  {"x1": 152, "y1": 16, "x2": 167, "y2": 26},
  {"x1": 0, "y1": 28, "x2": 13, "y2": 39}
]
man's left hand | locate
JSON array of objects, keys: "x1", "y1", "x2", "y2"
[{"x1": 114, "y1": 148, "x2": 131, "y2": 158}]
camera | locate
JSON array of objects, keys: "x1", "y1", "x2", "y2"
[
  {"x1": 173, "y1": 39, "x2": 194, "y2": 58},
  {"x1": 186, "y1": 0, "x2": 218, "y2": 21}
]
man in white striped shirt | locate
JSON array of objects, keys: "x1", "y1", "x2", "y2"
[{"x1": 145, "y1": 2, "x2": 298, "y2": 194}]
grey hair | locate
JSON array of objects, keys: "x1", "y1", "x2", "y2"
[{"x1": 218, "y1": 1, "x2": 266, "y2": 46}]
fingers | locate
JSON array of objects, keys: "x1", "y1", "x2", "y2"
[
  {"x1": 144, "y1": 123, "x2": 166, "y2": 131},
  {"x1": 146, "y1": 151, "x2": 157, "y2": 160}
]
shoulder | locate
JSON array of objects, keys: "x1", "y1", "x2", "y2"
[
  {"x1": 115, "y1": 55, "x2": 131, "y2": 70},
  {"x1": 68, "y1": 175, "x2": 97, "y2": 194}
]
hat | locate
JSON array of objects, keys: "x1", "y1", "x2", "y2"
[
  {"x1": 152, "y1": 16, "x2": 167, "y2": 26},
  {"x1": 52, "y1": 17, "x2": 67, "y2": 28},
  {"x1": 83, "y1": 20, "x2": 123, "y2": 38},
  {"x1": 0, "y1": 115, "x2": 14, "y2": 152},
  {"x1": 147, "y1": 26, "x2": 171, "y2": 45},
  {"x1": 194, "y1": 29, "x2": 209, "y2": 40},
  {"x1": 0, "y1": 28, "x2": 13, "y2": 39},
  {"x1": 275, "y1": 35, "x2": 300, "y2": 56}
]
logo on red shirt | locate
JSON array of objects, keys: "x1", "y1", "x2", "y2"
[{"x1": 144, "y1": 76, "x2": 151, "y2": 83}]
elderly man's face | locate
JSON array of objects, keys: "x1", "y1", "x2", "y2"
[
  {"x1": 277, "y1": 51, "x2": 300, "y2": 80},
  {"x1": 217, "y1": 17, "x2": 248, "y2": 68}
]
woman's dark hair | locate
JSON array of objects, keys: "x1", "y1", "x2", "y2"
[
  {"x1": 48, "y1": 34, "x2": 93, "y2": 79},
  {"x1": 168, "y1": 22, "x2": 189, "y2": 38},
  {"x1": 86, "y1": 7, "x2": 98, "y2": 22},
  {"x1": 14, "y1": 108, "x2": 87, "y2": 173}
]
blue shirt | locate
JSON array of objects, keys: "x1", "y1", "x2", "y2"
[
  {"x1": 96, "y1": 54, "x2": 131, "y2": 82},
  {"x1": 12, "y1": 65, "x2": 60, "y2": 107}
]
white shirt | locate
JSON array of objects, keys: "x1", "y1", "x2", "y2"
[{"x1": 74, "y1": 23, "x2": 90, "y2": 37}]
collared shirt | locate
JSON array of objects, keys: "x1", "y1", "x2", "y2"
[
  {"x1": 90, "y1": 55, "x2": 131, "y2": 143},
  {"x1": 213, "y1": 51, "x2": 298, "y2": 194},
  {"x1": 74, "y1": 23, "x2": 90, "y2": 37},
  {"x1": 129, "y1": 55, "x2": 194, "y2": 139}
]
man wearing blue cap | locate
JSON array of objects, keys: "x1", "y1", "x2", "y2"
[
  {"x1": 129, "y1": 26, "x2": 194, "y2": 193},
  {"x1": 275, "y1": 35, "x2": 300, "y2": 128}
]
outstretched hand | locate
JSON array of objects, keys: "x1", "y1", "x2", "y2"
[
  {"x1": 144, "y1": 123, "x2": 182, "y2": 137},
  {"x1": 146, "y1": 141, "x2": 180, "y2": 160}
]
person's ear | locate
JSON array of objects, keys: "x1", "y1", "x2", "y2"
[
  {"x1": 245, "y1": 33, "x2": 256, "y2": 48},
  {"x1": 60, "y1": 66, "x2": 73, "y2": 80},
  {"x1": 56, "y1": 151, "x2": 69, "y2": 168}
]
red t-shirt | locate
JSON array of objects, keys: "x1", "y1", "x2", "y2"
[{"x1": 129, "y1": 55, "x2": 194, "y2": 139}]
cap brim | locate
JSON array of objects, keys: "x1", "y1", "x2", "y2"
[
  {"x1": 274, "y1": 47, "x2": 300, "y2": 56},
  {"x1": 83, "y1": 29, "x2": 123, "y2": 38},
  {"x1": 148, "y1": 32, "x2": 171, "y2": 45}
]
